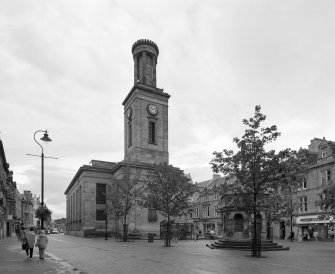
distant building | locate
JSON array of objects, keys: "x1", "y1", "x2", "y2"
[
  {"x1": 21, "y1": 191, "x2": 34, "y2": 229},
  {"x1": 0, "y1": 140, "x2": 17, "y2": 238},
  {"x1": 65, "y1": 40, "x2": 176, "y2": 237},
  {"x1": 187, "y1": 174, "x2": 269, "y2": 240},
  {"x1": 294, "y1": 137, "x2": 335, "y2": 240}
]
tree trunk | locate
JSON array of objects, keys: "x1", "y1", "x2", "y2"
[
  {"x1": 165, "y1": 215, "x2": 171, "y2": 247},
  {"x1": 123, "y1": 213, "x2": 128, "y2": 242}
]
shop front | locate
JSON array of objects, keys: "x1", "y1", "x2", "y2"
[{"x1": 296, "y1": 215, "x2": 334, "y2": 240}]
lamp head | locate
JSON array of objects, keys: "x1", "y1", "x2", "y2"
[{"x1": 40, "y1": 130, "x2": 52, "y2": 142}]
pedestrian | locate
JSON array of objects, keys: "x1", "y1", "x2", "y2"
[
  {"x1": 35, "y1": 229, "x2": 48, "y2": 260},
  {"x1": 303, "y1": 230, "x2": 309, "y2": 241},
  {"x1": 24, "y1": 227, "x2": 36, "y2": 260},
  {"x1": 194, "y1": 227, "x2": 199, "y2": 241},
  {"x1": 313, "y1": 230, "x2": 318, "y2": 242},
  {"x1": 19, "y1": 227, "x2": 25, "y2": 243},
  {"x1": 15, "y1": 227, "x2": 20, "y2": 241},
  {"x1": 289, "y1": 231, "x2": 294, "y2": 241},
  {"x1": 209, "y1": 229, "x2": 215, "y2": 244},
  {"x1": 297, "y1": 232, "x2": 302, "y2": 242}
]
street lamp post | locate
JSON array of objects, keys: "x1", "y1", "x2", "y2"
[{"x1": 34, "y1": 130, "x2": 52, "y2": 229}]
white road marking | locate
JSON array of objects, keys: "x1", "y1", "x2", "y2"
[{"x1": 49, "y1": 238, "x2": 68, "y2": 243}]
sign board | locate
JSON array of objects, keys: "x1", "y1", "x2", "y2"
[{"x1": 296, "y1": 215, "x2": 334, "y2": 225}]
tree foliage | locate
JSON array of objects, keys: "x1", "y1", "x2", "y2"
[
  {"x1": 145, "y1": 163, "x2": 195, "y2": 218},
  {"x1": 106, "y1": 165, "x2": 145, "y2": 226},
  {"x1": 35, "y1": 205, "x2": 52, "y2": 221},
  {"x1": 210, "y1": 105, "x2": 305, "y2": 256},
  {"x1": 212, "y1": 106, "x2": 284, "y2": 202},
  {"x1": 144, "y1": 163, "x2": 195, "y2": 246},
  {"x1": 315, "y1": 180, "x2": 335, "y2": 216}
]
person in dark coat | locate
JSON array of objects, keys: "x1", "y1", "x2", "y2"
[{"x1": 24, "y1": 227, "x2": 36, "y2": 260}]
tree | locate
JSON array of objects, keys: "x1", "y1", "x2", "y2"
[
  {"x1": 315, "y1": 180, "x2": 335, "y2": 216},
  {"x1": 144, "y1": 163, "x2": 195, "y2": 247},
  {"x1": 210, "y1": 105, "x2": 297, "y2": 257},
  {"x1": 35, "y1": 205, "x2": 52, "y2": 227},
  {"x1": 106, "y1": 165, "x2": 144, "y2": 242}
]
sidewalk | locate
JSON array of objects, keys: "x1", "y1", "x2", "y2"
[{"x1": 0, "y1": 236, "x2": 77, "y2": 274}]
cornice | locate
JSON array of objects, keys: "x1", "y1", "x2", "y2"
[{"x1": 122, "y1": 83, "x2": 170, "y2": 106}]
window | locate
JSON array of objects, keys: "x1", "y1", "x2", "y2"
[
  {"x1": 321, "y1": 171, "x2": 327, "y2": 186},
  {"x1": 128, "y1": 122, "x2": 132, "y2": 147},
  {"x1": 148, "y1": 208, "x2": 157, "y2": 222},
  {"x1": 298, "y1": 179, "x2": 307, "y2": 190},
  {"x1": 317, "y1": 194, "x2": 325, "y2": 211},
  {"x1": 321, "y1": 147, "x2": 328, "y2": 158},
  {"x1": 195, "y1": 207, "x2": 199, "y2": 218},
  {"x1": 96, "y1": 184, "x2": 106, "y2": 204},
  {"x1": 327, "y1": 170, "x2": 331, "y2": 182},
  {"x1": 189, "y1": 211, "x2": 193, "y2": 219},
  {"x1": 96, "y1": 210, "x2": 106, "y2": 221},
  {"x1": 299, "y1": 197, "x2": 307, "y2": 213},
  {"x1": 214, "y1": 193, "x2": 219, "y2": 200},
  {"x1": 203, "y1": 206, "x2": 210, "y2": 217},
  {"x1": 148, "y1": 121, "x2": 156, "y2": 144},
  {"x1": 214, "y1": 205, "x2": 219, "y2": 217}
]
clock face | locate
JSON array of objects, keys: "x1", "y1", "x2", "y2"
[{"x1": 147, "y1": 104, "x2": 158, "y2": 116}]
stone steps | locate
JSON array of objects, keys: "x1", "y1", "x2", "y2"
[{"x1": 207, "y1": 239, "x2": 289, "y2": 251}]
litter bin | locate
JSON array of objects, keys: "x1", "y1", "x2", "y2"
[{"x1": 148, "y1": 233, "x2": 154, "y2": 243}]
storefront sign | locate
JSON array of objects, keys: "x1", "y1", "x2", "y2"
[{"x1": 296, "y1": 215, "x2": 334, "y2": 225}]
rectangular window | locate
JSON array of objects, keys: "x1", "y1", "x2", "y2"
[
  {"x1": 96, "y1": 210, "x2": 106, "y2": 221},
  {"x1": 148, "y1": 121, "x2": 156, "y2": 144},
  {"x1": 302, "y1": 178, "x2": 307, "y2": 189},
  {"x1": 195, "y1": 207, "x2": 199, "y2": 218},
  {"x1": 128, "y1": 122, "x2": 132, "y2": 147},
  {"x1": 321, "y1": 171, "x2": 327, "y2": 186},
  {"x1": 214, "y1": 193, "x2": 219, "y2": 200},
  {"x1": 214, "y1": 205, "x2": 219, "y2": 217},
  {"x1": 327, "y1": 170, "x2": 331, "y2": 182},
  {"x1": 148, "y1": 208, "x2": 157, "y2": 222},
  {"x1": 317, "y1": 194, "x2": 325, "y2": 211},
  {"x1": 299, "y1": 197, "x2": 307, "y2": 213},
  {"x1": 96, "y1": 184, "x2": 106, "y2": 204},
  {"x1": 203, "y1": 206, "x2": 210, "y2": 217},
  {"x1": 321, "y1": 147, "x2": 327, "y2": 158}
]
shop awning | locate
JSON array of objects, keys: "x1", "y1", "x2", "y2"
[{"x1": 296, "y1": 215, "x2": 334, "y2": 225}]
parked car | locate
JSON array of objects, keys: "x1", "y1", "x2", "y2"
[{"x1": 51, "y1": 229, "x2": 59, "y2": 234}]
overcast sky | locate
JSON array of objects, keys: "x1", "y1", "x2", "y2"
[{"x1": 1, "y1": 0, "x2": 334, "y2": 219}]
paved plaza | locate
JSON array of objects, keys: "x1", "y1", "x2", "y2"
[{"x1": 1, "y1": 235, "x2": 335, "y2": 274}]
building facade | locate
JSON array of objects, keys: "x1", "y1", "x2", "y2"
[
  {"x1": 294, "y1": 137, "x2": 335, "y2": 240},
  {"x1": 187, "y1": 175, "x2": 268, "y2": 240},
  {"x1": 21, "y1": 191, "x2": 35, "y2": 229},
  {"x1": 65, "y1": 40, "x2": 173, "y2": 237},
  {"x1": 0, "y1": 140, "x2": 18, "y2": 238}
]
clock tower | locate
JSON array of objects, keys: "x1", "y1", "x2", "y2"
[{"x1": 122, "y1": 39, "x2": 170, "y2": 165}]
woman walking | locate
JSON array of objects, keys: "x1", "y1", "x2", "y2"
[
  {"x1": 25, "y1": 227, "x2": 36, "y2": 260},
  {"x1": 35, "y1": 229, "x2": 48, "y2": 260}
]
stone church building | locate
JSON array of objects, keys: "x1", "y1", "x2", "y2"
[{"x1": 64, "y1": 39, "x2": 177, "y2": 237}]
